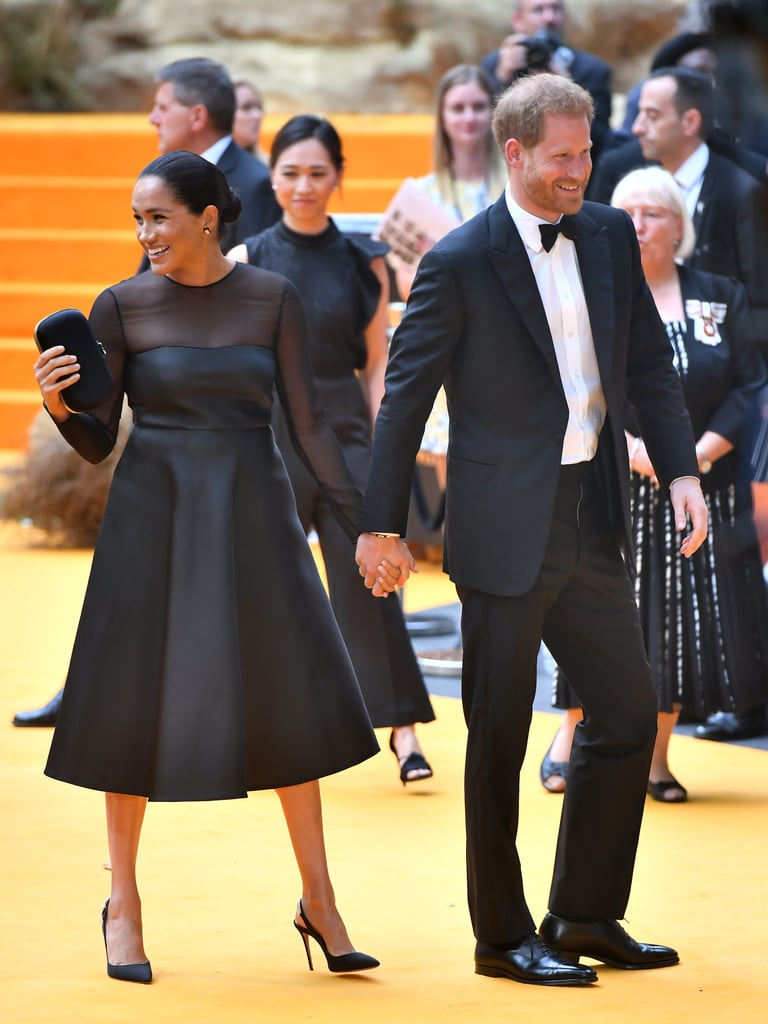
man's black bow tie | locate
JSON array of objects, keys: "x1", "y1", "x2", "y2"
[{"x1": 539, "y1": 217, "x2": 578, "y2": 252}]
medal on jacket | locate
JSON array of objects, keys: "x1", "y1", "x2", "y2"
[{"x1": 685, "y1": 299, "x2": 726, "y2": 346}]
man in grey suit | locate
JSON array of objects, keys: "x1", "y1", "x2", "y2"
[{"x1": 356, "y1": 74, "x2": 707, "y2": 986}]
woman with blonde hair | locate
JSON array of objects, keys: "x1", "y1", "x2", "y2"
[
  {"x1": 394, "y1": 63, "x2": 507, "y2": 302},
  {"x1": 425, "y1": 63, "x2": 508, "y2": 221}
]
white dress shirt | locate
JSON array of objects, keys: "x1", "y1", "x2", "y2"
[
  {"x1": 672, "y1": 142, "x2": 709, "y2": 219},
  {"x1": 201, "y1": 135, "x2": 233, "y2": 165},
  {"x1": 504, "y1": 186, "x2": 606, "y2": 465}
]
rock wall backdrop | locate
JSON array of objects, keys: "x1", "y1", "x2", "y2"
[{"x1": 0, "y1": 0, "x2": 703, "y2": 116}]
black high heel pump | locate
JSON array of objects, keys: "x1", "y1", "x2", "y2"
[
  {"x1": 101, "y1": 899, "x2": 152, "y2": 983},
  {"x1": 293, "y1": 899, "x2": 379, "y2": 973}
]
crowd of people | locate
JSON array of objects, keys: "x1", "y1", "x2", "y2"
[{"x1": 9, "y1": 0, "x2": 768, "y2": 994}]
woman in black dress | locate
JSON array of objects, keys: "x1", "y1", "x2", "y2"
[
  {"x1": 37, "y1": 153, "x2": 386, "y2": 981},
  {"x1": 229, "y1": 116, "x2": 436, "y2": 786},
  {"x1": 540, "y1": 166, "x2": 768, "y2": 802}
]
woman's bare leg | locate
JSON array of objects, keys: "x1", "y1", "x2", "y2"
[
  {"x1": 104, "y1": 792, "x2": 148, "y2": 964},
  {"x1": 542, "y1": 707, "x2": 582, "y2": 792},
  {"x1": 390, "y1": 724, "x2": 432, "y2": 780},
  {"x1": 276, "y1": 780, "x2": 355, "y2": 955},
  {"x1": 649, "y1": 709, "x2": 686, "y2": 799}
]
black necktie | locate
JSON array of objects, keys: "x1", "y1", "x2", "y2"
[{"x1": 539, "y1": 217, "x2": 577, "y2": 252}]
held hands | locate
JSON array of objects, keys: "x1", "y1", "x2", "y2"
[
  {"x1": 34, "y1": 345, "x2": 76, "y2": 422},
  {"x1": 669, "y1": 477, "x2": 708, "y2": 558},
  {"x1": 355, "y1": 533, "x2": 418, "y2": 598}
]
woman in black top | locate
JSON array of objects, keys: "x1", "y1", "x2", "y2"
[
  {"x1": 229, "y1": 116, "x2": 436, "y2": 787},
  {"x1": 37, "y1": 152, "x2": 382, "y2": 981}
]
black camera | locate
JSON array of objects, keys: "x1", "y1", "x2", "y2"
[{"x1": 521, "y1": 30, "x2": 572, "y2": 73}]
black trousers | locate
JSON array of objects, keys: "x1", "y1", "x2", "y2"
[{"x1": 459, "y1": 462, "x2": 658, "y2": 944}]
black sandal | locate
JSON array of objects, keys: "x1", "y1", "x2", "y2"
[
  {"x1": 539, "y1": 743, "x2": 569, "y2": 793},
  {"x1": 647, "y1": 777, "x2": 688, "y2": 803},
  {"x1": 389, "y1": 731, "x2": 433, "y2": 786}
]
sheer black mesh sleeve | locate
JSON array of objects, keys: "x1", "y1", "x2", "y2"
[
  {"x1": 272, "y1": 280, "x2": 363, "y2": 539},
  {"x1": 47, "y1": 288, "x2": 127, "y2": 465}
]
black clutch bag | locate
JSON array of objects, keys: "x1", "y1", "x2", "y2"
[{"x1": 33, "y1": 308, "x2": 114, "y2": 413}]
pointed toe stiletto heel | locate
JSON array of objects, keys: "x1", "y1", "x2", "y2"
[
  {"x1": 388, "y1": 731, "x2": 433, "y2": 786},
  {"x1": 101, "y1": 900, "x2": 152, "y2": 983},
  {"x1": 293, "y1": 900, "x2": 379, "y2": 973}
]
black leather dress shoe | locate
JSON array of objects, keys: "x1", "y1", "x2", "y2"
[
  {"x1": 694, "y1": 709, "x2": 768, "y2": 742},
  {"x1": 12, "y1": 688, "x2": 63, "y2": 727},
  {"x1": 539, "y1": 914, "x2": 679, "y2": 970},
  {"x1": 474, "y1": 933, "x2": 597, "y2": 986}
]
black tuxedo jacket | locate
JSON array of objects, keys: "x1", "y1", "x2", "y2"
[
  {"x1": 587, "y1": 129, "x2": 768, "y2": 206},
  {"x1": 586, "y1": 137, "x2": 649, "y2": 205},
  {"x1": 361, "y1": 196, "x2": 698, "y2": 597},
  {"x1": 686, "y1": 150, "x2": 768, "y2": 350}
]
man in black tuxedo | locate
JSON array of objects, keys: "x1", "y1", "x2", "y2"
[
  {"x1": 356, "y1": 73, "x2": 707, "y2": 986},
  {"x1": 148, "y1": 57, "x2": 280, "y2": 247},
  {"x1": 480, "y1": 0, "x2": 612, "y2": 167}
]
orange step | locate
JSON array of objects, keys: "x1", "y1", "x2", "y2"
[
  {"x1": 0, "y1": 113, "x2": 435, "y2": 452},
  {"x1": 0, "y1": 283, "x2": 105, "y2": 338},
  {"x1": 0, "y1": 113, "x2": 159, "y2": 177},
  {"x1": 1, "y1": 340, "x2": 37, "y2": 389},
  {"x1": 0, "y1": 175, "x2": 410, "y2": 233},
  {"x1": 0, "y1": 112, "x2": 433, "y2": 179},
  {"x1": 0, "y1": 229, "x2": 140, "y2": 285},
  {"x1": 0, "y1": 176, "x2": 137, "y2": 231}
]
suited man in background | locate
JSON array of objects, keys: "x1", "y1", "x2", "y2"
[
  {"x1": 148, "y1": 57, "x2": 280, "y2": 247},
  {"x1": 633, "y1": 67, "x2": 768, "y2": 349},
  {"x1": 480, "y1": 0, "x2": 613, "y2": 169},
  {"x1": 356, "y1": 73, "x2": 707, "y2": 986}
]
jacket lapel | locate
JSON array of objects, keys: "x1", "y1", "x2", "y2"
[
  {"x1": 572, "y1": 209, "x2": 615, "y2": 384},
  {"x1": 484, "y1": 199, "x2": 616, "y2": 387},
  {"x1": 485, "y1": 198, "x2": 561, "y2": 382},
  {"x1": 216, "y1": 140, "x2": 237, "y2": 176}
]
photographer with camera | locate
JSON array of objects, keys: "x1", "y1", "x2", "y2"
[{"x1": 480, "y1": 1, "x2": 613, "y2": 167}]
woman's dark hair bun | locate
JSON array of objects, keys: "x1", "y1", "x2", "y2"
[
  {"x1": 221, "y1": 188, "x2": 242, "y2": 224},
  {"x1": 137, "y1": 151, "x2": 242, "y2": 236}
]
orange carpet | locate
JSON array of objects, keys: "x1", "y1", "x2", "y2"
[{"x1": 1, "y1": 518, "x2": 767, "y2": 1023}]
